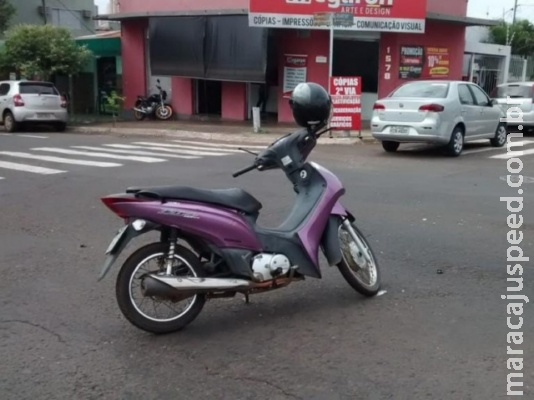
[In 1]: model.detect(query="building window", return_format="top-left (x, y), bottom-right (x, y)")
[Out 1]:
top-left (50, 8), bottom-right (82, 30)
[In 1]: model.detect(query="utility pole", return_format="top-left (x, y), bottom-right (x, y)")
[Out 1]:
top-left (42, 0), bottom-right (47, 24)
top-left (512, 0), bottom-right (518, 24)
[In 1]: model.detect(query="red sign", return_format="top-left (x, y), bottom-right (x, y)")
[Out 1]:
top-left (249, 0), bottom-right (426, 33)
top-left (329, 76), bottom-right (361, 131)
top-left (423, 47), bottom-right (450, 78)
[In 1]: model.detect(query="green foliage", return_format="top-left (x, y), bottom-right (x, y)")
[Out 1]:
top-left (105, 91), bottom-right (125, 125)
top-left (488, 20), bottom-right (534, 57)
top-left (0, 24), bottom-right (92, 80)
top-left (0, 0), bottom-right (15, 33)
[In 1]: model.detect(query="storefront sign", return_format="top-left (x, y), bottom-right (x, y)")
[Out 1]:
top-left (283, 54), bottom-right (308, 97)
top-left (329, 76), bottom-right (361, 130)
top-left (249, 0), bottom-right (426, 33)
top-left (423, 47), bottom-right (450, 78)
top-left (398, 46), bottom-right (450, 79)
top-left (399, 45), bottom-right (424, 79)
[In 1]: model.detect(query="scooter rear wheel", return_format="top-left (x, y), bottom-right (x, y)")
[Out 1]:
top-left (115, 242), bottom-right (206, 334)
top-left (336, 221), bottom-right (381, 296)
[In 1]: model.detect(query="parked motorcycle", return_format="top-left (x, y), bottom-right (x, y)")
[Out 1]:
top-left (133, 79), bottom-right (173, 121)
top-left (98, 82), bottom-right (381, 334)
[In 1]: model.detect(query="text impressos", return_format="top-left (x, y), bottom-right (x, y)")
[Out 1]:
top-left (248, 0), bottom-right (425, 33)
top-left (330, 76), bottom-right (361, 130)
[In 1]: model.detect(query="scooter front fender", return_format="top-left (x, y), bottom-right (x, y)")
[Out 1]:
top-left (320, 204), bottom-right (355, 267)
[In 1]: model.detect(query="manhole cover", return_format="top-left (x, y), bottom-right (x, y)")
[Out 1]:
top-left (500, 176), bottom-right (534, 184)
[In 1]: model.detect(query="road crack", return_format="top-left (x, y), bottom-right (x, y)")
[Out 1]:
top-left (0, 319), bottom-right (66, 344)
top-left (206, 369), bottom-right (302, 399)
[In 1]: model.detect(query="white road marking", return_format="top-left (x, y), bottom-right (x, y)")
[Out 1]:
top-left (0, 160), bottom-right (66, 174)
top-left (148, 143), bottom-right (243, 153)
top-left (490, 148), bottom-right (534, 159)
top-left (31, 147), bottom-right (166, 163)
top-left (112, 143), bottom-right (230, 156)
top-left (0, 133), bottom-right (12, 136)
top-left (0, 151), bottom-right (121, 167)
top-left (71, 146), bottom-right (201, 159)
top-left (19, 134), bottom-right (48, 139)
top-left (172, 140), bottom-right (267, 149)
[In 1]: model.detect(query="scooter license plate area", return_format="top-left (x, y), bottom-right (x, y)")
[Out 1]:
top-left (105, 225), bottom-right (128, 255)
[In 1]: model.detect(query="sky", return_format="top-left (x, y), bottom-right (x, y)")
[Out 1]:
top-left (95, 0), bottom-right (109, 14)
top-left (93, 0), bottom-right (534, 22)
top-left (467, 0), bottom-right (533, 22)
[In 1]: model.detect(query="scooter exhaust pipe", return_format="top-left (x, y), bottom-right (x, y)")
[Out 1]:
top-left (133, 107), bottom-right (148, 114)
top-left (142, 275), bottom-right (253, 298)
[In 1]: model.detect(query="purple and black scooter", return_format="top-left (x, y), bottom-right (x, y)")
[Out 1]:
top-left (98, 83), bottom-right (381, 334)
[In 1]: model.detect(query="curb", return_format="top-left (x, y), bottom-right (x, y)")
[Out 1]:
top-left (67, 126), bottom-right (379, 145)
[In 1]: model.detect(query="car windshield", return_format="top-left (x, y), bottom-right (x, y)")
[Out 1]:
top-left (390, 82), bottom-right (449, 98)
top-left (491, 85), bottom-right (533, 98)
top-left (19, 83), bottom-right (59, 95)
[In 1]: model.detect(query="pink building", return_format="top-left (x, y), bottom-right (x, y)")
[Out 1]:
top-left (97, 0), bottom-right (497, 124)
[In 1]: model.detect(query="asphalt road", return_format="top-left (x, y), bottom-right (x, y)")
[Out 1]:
top-left (0, 131), bottom-right (533, 400)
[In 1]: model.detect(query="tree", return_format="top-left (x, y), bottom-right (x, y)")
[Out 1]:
top-left (488, 19), bottom-right (534, 57)
top-left (0, 0), bottom-right (15, 33)
top-left (0, 24), bottom-right (92, 81)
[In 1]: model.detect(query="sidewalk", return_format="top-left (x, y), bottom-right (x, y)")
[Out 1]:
top-left (67, 117), bottom-right (378, 145)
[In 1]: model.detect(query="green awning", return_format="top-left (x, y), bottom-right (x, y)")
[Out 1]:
top-left (77, 37), bottom-right (121, 57)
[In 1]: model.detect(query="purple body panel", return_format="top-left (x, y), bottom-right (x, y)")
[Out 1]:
top-left (297, 162), bottom-right (347, 267)
top-left (117, 200), bottom-right (263, 251)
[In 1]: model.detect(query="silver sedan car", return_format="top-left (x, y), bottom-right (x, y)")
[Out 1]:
top-left (371, 80), bottom-right (507, 156)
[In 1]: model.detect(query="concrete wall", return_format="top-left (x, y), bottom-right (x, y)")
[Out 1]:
top-left (7, 0), bottom-right (96, 38)
top-left (427, 0), bottom-right (467, 16)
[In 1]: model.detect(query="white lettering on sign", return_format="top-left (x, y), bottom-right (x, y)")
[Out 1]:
top-left (333, 77), bottom-right (360, 86)
top-left (293, 0), bottom-right (394, 7)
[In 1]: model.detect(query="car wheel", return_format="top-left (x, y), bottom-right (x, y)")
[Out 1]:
top-left (4, 111), bottom-right (19, 133)
top-left (490, 123), bottom-right (507, 147)
top-left (445, 126), bottom-right (464, 157)
top-left (382, 141), bottom-right (400, 152)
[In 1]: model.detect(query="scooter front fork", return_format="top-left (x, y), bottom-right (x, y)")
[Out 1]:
top-left (342, 218), bottom-right (372, 265)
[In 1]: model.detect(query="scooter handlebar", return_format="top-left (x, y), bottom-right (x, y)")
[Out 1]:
top-left (232, 164), bottom-right (257, 178)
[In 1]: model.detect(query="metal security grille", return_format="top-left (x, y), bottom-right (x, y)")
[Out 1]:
top-left (471, 54), bottom-right (504, 95)
top-left (508, 55), bottom-right (527, 82)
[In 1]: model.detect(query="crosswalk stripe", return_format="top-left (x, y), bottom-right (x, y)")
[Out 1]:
top-left (0, 160), bottom-right (66, 174)
top-left (144, 143), bottom-right (243, 153)
top-left (72, 146), bottom-right (200, 159)
top-left (490, 148), bottom-right (534, 159)
top-left (463, 147), bottom-right (505, 155)
top-left (0, 151), bottom-right (122, 167)
top-left (19, 134), bottom-right (48, 139)
top-left (172, 140), bottom-right (267, 149)
top-left (113, 143), bottom-right (230, 156)
top-left (31, 147), bottom-right (166, 163)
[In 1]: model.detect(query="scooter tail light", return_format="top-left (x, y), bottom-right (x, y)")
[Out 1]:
top-left (101, 196), bottom-right (143, 219)
top-left (419, 103), bottom-right (444, 112)
top-left (60, 96), bottom-right (67, 108)
top-left (373, 103), bottom-right (385, 110)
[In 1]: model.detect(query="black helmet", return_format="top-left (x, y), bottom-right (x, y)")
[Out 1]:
top-left (289, 82), bottom-right (332, 130)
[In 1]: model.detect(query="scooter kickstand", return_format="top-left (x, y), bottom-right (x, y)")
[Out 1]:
top-left (244, 292), bottom-right (250, 305)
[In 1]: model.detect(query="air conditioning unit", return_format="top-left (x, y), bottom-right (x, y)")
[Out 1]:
top-left (82, 10), bottom-right (92, 18)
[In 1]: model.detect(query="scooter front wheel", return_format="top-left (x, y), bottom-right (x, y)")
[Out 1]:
top-left (336, 220), bottom-right (381, 296)
top-left (115, 242), bottom-right (206, 334)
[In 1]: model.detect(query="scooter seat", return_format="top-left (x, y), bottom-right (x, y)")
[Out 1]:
top-left (127, 186), bottom-right (262, 214)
